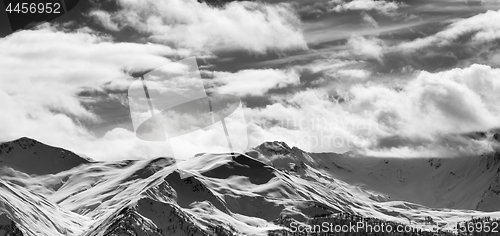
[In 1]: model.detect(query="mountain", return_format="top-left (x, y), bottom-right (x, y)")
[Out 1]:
top-left (250, 141), bottom-right (500, 211)
top-left (0, 137), bottom-right (91, 175)
top-left (1, 138), bottom-right (500, 235)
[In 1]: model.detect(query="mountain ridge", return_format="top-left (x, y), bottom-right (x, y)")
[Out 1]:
top-left (0, 137), bottom-right (91, 175)
top-left (2, 137), bottom-right (500, 235)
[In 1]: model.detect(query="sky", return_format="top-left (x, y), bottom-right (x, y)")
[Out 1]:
top-left (1, 0), bottom-right (500, 160)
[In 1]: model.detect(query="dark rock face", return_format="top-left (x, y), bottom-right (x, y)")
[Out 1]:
top-left (0, 214), bottom-right (23, 236)
top-left (201, 154), bottom-right (276, 185)
top-left (254, 141), bottom-right (293, 156)
top-left (102, 198), bottom-right (232, 236)
top-left (0, 137), bottom-right (90, 175)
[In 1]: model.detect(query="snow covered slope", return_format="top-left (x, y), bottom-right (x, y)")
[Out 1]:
top-left (249, 141), bottom-right (500, 211)
top-left (1, 138), bottom-right (500, 235)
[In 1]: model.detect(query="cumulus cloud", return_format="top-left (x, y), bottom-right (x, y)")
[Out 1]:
top-left (337, 69), bottom-right (371, 80)
top-left (332, 0), bottom-right (402, 15)
top-left (244, 89), bottom-right (378, 153)
top-left (0, 26), bottom-right (271, 161)
top-left (210, 69), bottom-right (300, 96)
top-left (0, 25), bottom-right (191, 160)
top-left (89, 10), bottom-right (120, 31)
top-left (349, 65), bottom-right (500, 137)
top-left (3, 3), bottom-right (500, 161)
top-left (347, 35), bottom-right (386, 61)
top-left (346, 65), bottom-right (500, 156)
top-left (399, 9), bottom-right (500, 51)
top-left (244, 63), bottom-right (500, 157)
top-left (89, 0), bottom-right (308, 54)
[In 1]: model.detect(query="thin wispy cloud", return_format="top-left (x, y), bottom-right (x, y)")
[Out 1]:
top-left (398, 9), bottom-right (500, 51)
top-left (361, 12), bottom-right (380, 28)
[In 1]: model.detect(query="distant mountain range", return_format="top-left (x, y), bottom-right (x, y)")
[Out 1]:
top-left (1, 137), bottom-right (500, 235)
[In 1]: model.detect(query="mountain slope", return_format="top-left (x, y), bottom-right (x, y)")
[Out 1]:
top-left (1, 138), bottom-right (500, 235)
top-left (0, 214), bottom-right (23, 236)
top-left (0, 137), bottom-right (90, 175)
top-left (249, 141), bottom-right (500, 211)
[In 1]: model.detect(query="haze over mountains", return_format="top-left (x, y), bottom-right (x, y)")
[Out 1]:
top-left (1, 137), bottom-right (500, 235)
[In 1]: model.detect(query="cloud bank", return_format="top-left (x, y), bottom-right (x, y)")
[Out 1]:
top-left (2, 0), bottom-right (500, 161)
top-left (0, 26), bottom-right (182, 160)
top-left (245, 63), bottom-right (500, 157)
top-left (90, 0), bottom-right (308, 53)
top-left (331, 0), bottom-right (403, 15)
top-left (399, 9), bottom-right (500, 51)
top-left (211, 69), bottom-right (300, 96)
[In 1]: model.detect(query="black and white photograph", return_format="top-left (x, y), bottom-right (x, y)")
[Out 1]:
top-left (1, 0), bottom-right (500, 235)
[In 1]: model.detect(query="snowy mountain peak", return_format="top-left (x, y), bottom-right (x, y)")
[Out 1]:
top-left (10, 137), bottom-right (40, 149)
top-left (3, 139), bottom-right (500, 235)
top-left (0, 137), bottom-right (90, 175)
top-left (255, 141), bottom-right (293, 153)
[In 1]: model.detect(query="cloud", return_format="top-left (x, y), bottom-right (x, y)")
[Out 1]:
top-left (349, 65), bottom-right (500, 136)
top-left (332, 0), bottom-right (402, 15)
top-left (0, 26), bottom-right (260, 161)
top-left (481, 0), bottom-right (500, 5)
top-left (361, 12), bottom-right (379, 28)
top-left (89, 0), bottom-right (308, 54)
top-left (211, 69), bottom-right (300, 97)
top-left (89, 10), bottom-right (120, 31)
top-left (243, 63), bottom-right (500, 157)
top-left (337, 69), bottom-right (371, 80)
top-left (399, 9), bottom-right (500, 51)
top-left (3, 4), bottom-right (500, 161)
top-left (0, 25), bottom-right (191, 161)
top-left (347, 35), bottom-right (386, 61)
top-left (244, 88), bottom-right (379, 153)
